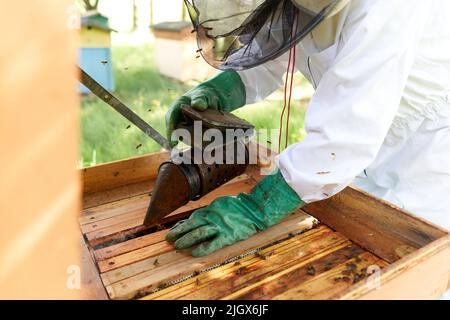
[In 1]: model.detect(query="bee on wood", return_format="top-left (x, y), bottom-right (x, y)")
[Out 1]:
top-left (346, 263), bottom-right (357, 272)
top-left (236, 266), bottom-right (246, 275)
top-left (255, 251), bottom-right (267, 260)
top-left (307, 266), bottom-right (316, 276)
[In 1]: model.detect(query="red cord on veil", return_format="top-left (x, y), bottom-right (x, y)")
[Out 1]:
top-left (278, 12), bottom-right (298, 153)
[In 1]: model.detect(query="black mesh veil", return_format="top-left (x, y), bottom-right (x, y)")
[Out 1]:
top-left (185, 0), bottom-right (342, 71)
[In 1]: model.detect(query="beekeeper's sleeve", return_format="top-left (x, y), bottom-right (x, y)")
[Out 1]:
top-left (262, 0), bottom-right (431, 202)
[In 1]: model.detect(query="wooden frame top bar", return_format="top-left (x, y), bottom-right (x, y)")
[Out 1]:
top-left (79, 149), bottom-right (449, 300)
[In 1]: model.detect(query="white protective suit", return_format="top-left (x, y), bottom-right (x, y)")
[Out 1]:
top-left (238, 0), bottom-right (450, 231)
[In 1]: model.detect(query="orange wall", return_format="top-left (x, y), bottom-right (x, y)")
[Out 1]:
top-left (0, 0), bottom-right (81, 299)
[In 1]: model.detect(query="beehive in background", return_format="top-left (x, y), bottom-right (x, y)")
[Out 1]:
top-left (80, 11), bottom-right (115, 93)
top-left (152, 21), bottom-right (217, 83)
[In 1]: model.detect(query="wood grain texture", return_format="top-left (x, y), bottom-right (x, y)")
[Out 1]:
top-left (94, 229), bottom-right (169, 261)
top-left (303, 187), bottom-right (448, 263)
top-left (81, 239), bottom-right (108, 300)
top-left (143, 227), bottom-right (389, 300)
top-left (83, 180), bottom-right (152, 210)
top-left (335, 235), bottom-right (450, 300)
top-left (84, 177), bottom-right (256, 247)
top-left (98, 241), bottom-right (175, 273)
top-left (102, 212), bottom-right (316, 300)
top-left (270, 250), bottom-right (388, 300)
top-left (144, 226), bottom-right (349, 300)
top-left (98, 211), bottom-right (313, 288)
top-left (79, 150), bottom-right (449, 300)
top-left (82, 151), bottom-right (169, 195)
top-left (81, 205), bottom-right (149, 234)
top-left (81, 194), bottom-right (151, 225)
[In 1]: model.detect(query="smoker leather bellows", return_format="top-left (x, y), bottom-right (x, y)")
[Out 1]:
top-left (143, 105), bottom-right (254, 225)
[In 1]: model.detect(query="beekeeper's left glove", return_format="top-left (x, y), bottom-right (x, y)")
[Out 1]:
top-left (166, 170), bottom-right (304, 257)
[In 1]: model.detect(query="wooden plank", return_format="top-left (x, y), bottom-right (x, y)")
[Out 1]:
top-left (302, 187), bottom-right (448, 263)
top-left (80, 143), bottom-right (270, 210)
top-left (101, 248), bottom-right (191, 287)
top-left (80, 239), bottom-right (108, 300)
top-left (79, 150), bottom-right (450, 300)
top-left (102, 212), bottom-right (316, 299)
top-left (81, 206), bottom-right (148, 234)
top-left (98, 241), bottom-right (174, 273)
top-left (143, 226), bottom-right (349, 300)
top-left (102, 225), bottom-right (332, 275)
top-left (86, 215), bottom-right (147, 245)
top-left (85, 177), bottom-right (256, 246)
top-left (81, 194), bottom-right (150, 225)
top-left (82, 176), bottom-right (250, 229)
top-left (94, 229), bottom-right (169, 261)
top-left (335, 235), bottom-right (450, 300)
top-left (100, 212), bottom-right (314, 287)
top-left (82, 180), bottom-right (152, 211)
top-left (82, 151), bottom-right (169, 195)
top-left (269, 251), bottom-right (388, 300)
top-left (81, 143), bottom-right (263, 209)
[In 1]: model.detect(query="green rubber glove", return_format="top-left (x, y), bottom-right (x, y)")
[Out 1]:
top-left (165, 70), bottom-right (246, 147)
top-left (166, 170), bottom-right (305, 257)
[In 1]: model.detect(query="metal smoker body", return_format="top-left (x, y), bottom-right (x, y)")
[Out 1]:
top-left (144, 105), bottom-right (254, 225)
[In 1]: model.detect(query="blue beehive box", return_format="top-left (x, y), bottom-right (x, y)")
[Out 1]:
top-left (80, 12), bottom-right (115, 93)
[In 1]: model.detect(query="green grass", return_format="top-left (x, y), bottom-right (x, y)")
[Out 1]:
top-left (80, 45), bottom-right (308, 167)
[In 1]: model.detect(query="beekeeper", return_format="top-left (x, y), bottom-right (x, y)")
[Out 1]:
top-left (165, 0), bottom-right (450, 258)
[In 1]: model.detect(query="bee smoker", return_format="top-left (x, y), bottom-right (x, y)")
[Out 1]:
top-left (143, 105), bottom-right (254, 225)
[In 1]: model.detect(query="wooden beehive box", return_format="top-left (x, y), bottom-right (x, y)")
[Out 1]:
top-left (79, 12), bottom-right (115, 94)
top-left (80, 147), bottom-right (450, 300)
top-left (151, 21), bottom-right (217, 82)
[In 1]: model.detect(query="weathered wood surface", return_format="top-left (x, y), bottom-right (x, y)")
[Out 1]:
top-left (82, 175), bottom-right (254, 247)
top-left (82, 152), bottom-right (169, 195)
top-left (79, 151), bottom-right (449, 300)
top-left (101, 212), bottom-right (316, 299)
top-left (303, 187), bottom-right (448, 263)
top-left (335, 235), bottom-right (450, 300)
top-left (83, 180), bottom-right (153, 210)
top-left (80, 239), bottom-right (108, 300)
top-left (143, 226), bottom-right (388, 300)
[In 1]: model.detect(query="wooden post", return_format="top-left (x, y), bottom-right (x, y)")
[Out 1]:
top-left (0, 0), bottom-right (81, 298)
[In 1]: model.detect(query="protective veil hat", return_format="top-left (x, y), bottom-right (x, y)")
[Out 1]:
top-left (184, 0), bottom-right (349, 71)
